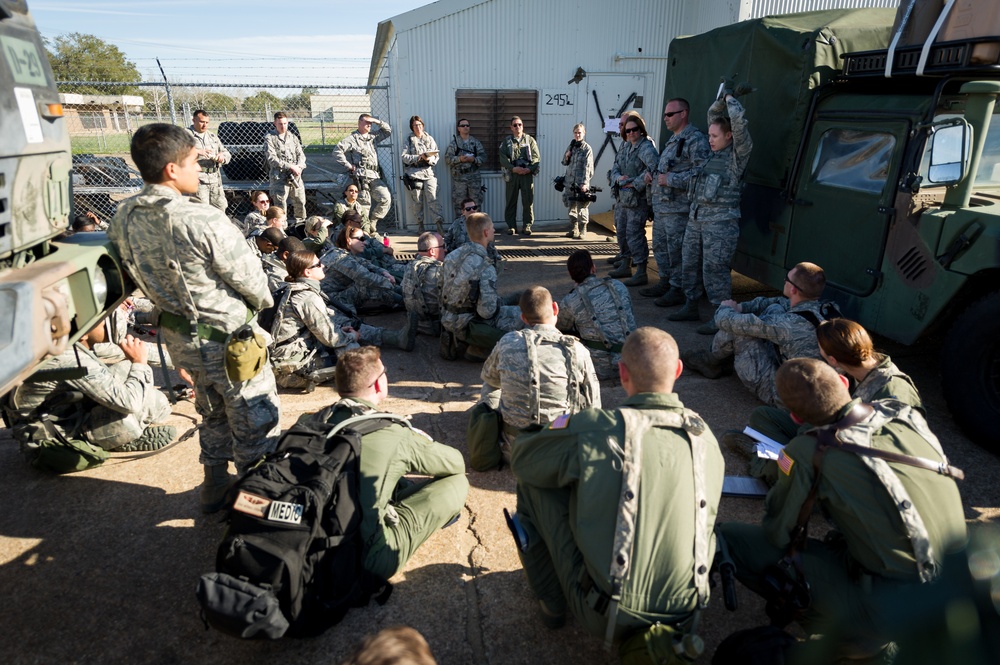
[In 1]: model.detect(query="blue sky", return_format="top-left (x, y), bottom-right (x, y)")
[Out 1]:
top-left (30, 0), bottom-right (431, 85)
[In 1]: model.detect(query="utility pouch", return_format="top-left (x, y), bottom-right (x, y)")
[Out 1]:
top-left (619, 622), bottom-right (704, 665)
top-left (196, 572), bottom-right (290, 639)
top-left (226, 325), bottom-right (269, 382)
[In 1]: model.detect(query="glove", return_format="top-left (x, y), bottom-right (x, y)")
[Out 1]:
top-left (734, 81), bottom-right (755, 97)
top-left (720, 77), bottom-right (736, 98)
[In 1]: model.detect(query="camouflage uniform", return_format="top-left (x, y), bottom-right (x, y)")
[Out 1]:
top-left (4, 343), bottom-right (171, 451)
top-left (511, 393), bottom-right (724, 640)
top-left (319, 247), bottom-right (402, 316)
top-left (402, 254), bottom-right (442, 335)
top-left (268, 279), bottom-right (381, 388)
top-left (439, 242), bottom-right (523, 342)
top-left (557, 275), bottom-right (637, 380)
top-left (333, 121), bottom-right (392, 224)
top-left (444, 215), bottom-right (502, 269)
top-left (401, 132), bottom-right (444, 232)
top-left (263, 129), bottom-right (307, 222)
top-left (499, 133), bottom-right (540, 233)
top-left (709, 297), bottom-right (830, 406)
top-left (445, 133), bottom-right (486, 218)
top-left (682, 97), bottom-right (752, 304)
top-left (651, 125), bottom-right (709, 287)
top-left (611, 142), bottom-right (633, 262)
top-left (357, 238), bottom-right (405, 282)
top-left (109, 184), bottom-right (280, 473)
top-left (611, 136), bottom-right (659, 263)
top-left (720, 399), bottom-right (966, 642)
top-left (562, 139), bottom-right (595, 236)
top-left (480, 324), bottom-right (601, 443)
top-left (321, 397), bottom-right (468, 580)
top-left (332, 198), bottom-right (373, 234)
top-left (186, 125), bottom-right (231, 212)
top-left (242, 210), bottom-right (266, 237)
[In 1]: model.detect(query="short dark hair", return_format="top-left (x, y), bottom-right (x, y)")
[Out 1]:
top-left (667, 98), bottom-right (690, 112)
top-left (790, 262), bottom-right (826, 299)
top-left (260, 227), bottom-right (284, 246)
top-left (130, 123), bottom-right (196, 183)
top-left (620, 327), bottom-right (677, 393)
top-left (274, 111), bottom-right (287, 120)
top-left (72, 215), bottom-right (96, 232)
top-left (567, 249), bottom-right (594, 283)
top-left (359, 113), bottom-right (373, 122)
top-left (776, 358), bottom-right (851, 425)
top-left (519, 286), bottom-right (553, 324)
top-left (278, 236), bottom-right (305, 257)
top-left (192, 109), bottom-right (208, 119)
top-left (461, 197), bottom-right (476, 207)
top-left (510, 115), bottom-right (523, 126)
top-left (335, 346), bottom-right (382, 395)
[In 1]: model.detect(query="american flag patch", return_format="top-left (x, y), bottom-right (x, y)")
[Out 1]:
top-left (549, 413), bottom-right (571, 429)
top-left (777, 450), bottom-right (795, 476)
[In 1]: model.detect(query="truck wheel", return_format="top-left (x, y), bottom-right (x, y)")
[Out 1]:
top-left (941, 291), bottom-right (1000, 450)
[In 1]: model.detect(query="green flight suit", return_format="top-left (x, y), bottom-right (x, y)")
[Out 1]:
top-left (510, 392), bottom-right (724, 640)
top-left (325, 398), bottom-right (469, 581)
top-left (720, 399), bottom-right (966, 643)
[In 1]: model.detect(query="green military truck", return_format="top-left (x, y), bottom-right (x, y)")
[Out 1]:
top-left (665, 8), bottom-right (1000, 448)
top-left (0, 0), bottom-right (129, 395)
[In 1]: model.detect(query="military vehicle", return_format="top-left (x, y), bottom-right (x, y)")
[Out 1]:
top-left (0, 0), bottom-right (129, 395)
top-left (664, 7), bottom-right (1000, 448)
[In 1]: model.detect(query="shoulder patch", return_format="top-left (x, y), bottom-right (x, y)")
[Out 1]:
top-left (549, 413), bottom-right (572, 430)
top-left (777, 450), bottom-right (795, 476)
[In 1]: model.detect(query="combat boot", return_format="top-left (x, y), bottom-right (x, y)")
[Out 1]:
top-left (638, 280), bottom-right (670, 298)
top-left (696, 320), bottom-right (720, 335)
top-left (623, 262), bottom-right (648, 286)
top-left (608, 261), bottom-right (633, 278)
top-left (682, 349), bottom-right (732, 379)
top-left (464, 345), bottom-right (490, 362)
top-left (667, 299), bottom-right (700, 321)
top-left (201, 463), bottom-right (236, 514)
top-left (382, 311), bottom-right (418, 351)
top-left (654, 287), bottom-right (686, 307)
top-left (606, 253), bottom-right (623, 265)
top-left (721, 429), bottom-right (758, 461)
top-left (115, 425), bottom-right (177, 452)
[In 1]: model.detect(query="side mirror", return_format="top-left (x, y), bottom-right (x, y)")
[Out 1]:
top-left (928, 121), bottom-right (971, 185)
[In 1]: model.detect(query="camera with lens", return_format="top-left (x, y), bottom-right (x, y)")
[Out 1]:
top-left (512, 158), bottom-right (531, 169)
top-left (568, 183), bottom-right (601, 202)
top-left (553, 175), bottom-right (566, 192)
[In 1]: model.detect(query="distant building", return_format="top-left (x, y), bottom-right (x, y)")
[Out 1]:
top-left (309, 94), bottom-right (371, 121)
top-left (59, 93), bottom-right (145, 133)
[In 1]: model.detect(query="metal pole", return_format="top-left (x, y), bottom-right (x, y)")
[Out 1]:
top-left (156, 58), bottom-right (177, 125)
top-left (320, 118), bottom-right (325, 145)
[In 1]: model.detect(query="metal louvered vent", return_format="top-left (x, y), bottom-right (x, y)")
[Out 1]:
top-left (497, 243), bottom-right (619, 259)
top-left (896, 245), bottom-right (930, 282)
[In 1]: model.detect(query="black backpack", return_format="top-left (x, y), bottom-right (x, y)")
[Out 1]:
top-left (196, 413), bottom-right (400, 639)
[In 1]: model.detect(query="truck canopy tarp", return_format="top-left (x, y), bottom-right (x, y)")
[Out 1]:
top-left (664, 8), bottom-right (896, 190)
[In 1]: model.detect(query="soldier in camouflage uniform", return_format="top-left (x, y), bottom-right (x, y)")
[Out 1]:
top-left (557, 250), bottom-right (637, 381)
top-left (109, 123), bottom-right (280, 513)
top-left (3, 318), bottom-right (175, 453)
top-left (263, 111), bottom-right (307, 223)
top-left (439, 213), bottom-right (523, 356)
top-left (401, 115), bottom-right (444, 233)
top-left (333, 114), bottom-right (392, 227)
top-left (247, 227), bottom-right (287, 295)
top-left (241, 190), bottom-right (270, 236)
top-left (718, 359), bottom-right (966, 656)
top-left (445, 118), bottom-right (486, 219)
top-left (684, 262), bottom-right (831, 407)
top-left (336, 218), bottom-right (405, 282)
top-left (186, 110), bottom-right (231, 213)
top-left (479, 286), bottom-right (600, 463)
top-left (332, 183), bottom-right (374, 235)
top-left (499, 116), bottom-right (540, 236)
top-left (268, 250), bottom-right (416, 390)
top-left (402, 232), bottom-right (446, 336)
top-left (608, 114), bottom-right (659, 286)
top-left (320, 234), bottom-right (403, 317)
top-left (444, 198), bottom-right (502, 269)
top-left (561, 123), bottom-right (595, 240)
top-left (509, 327), bottom-right (724, 650)
top-left (640, 99), bottom-right (710, 306)
top-left (670, 94), bottom-right (753, 329)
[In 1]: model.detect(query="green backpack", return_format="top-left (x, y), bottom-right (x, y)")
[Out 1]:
top-left (21, 435), bottom-right (109, 474)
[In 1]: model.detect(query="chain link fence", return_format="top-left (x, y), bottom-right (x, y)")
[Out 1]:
top-left (62, 81), bottom-right (394, 224)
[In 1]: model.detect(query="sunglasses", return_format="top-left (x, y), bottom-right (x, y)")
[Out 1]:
top-left (624, 126), bottom-right (640, 134)
top-left (458, 124), bottom-right (470, 128)
top-left (309, 262), bottom-right (322, 269)
top-left (663, 110), bottom-right (686, 118)
top-left (464, 205), bottom-right (478, 211)
top-left (257, 198), bottom-right (269, 204)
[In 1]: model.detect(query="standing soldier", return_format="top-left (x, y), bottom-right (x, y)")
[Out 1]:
top-left (334, 114), bottom-right (393, 229)
top-left (557, 250), bottom-right (637, 381)
top-left (499, 116), bottom-right (540, 236)
top-left (640, 99), bottom-right (709, 306)
top-left (264, 111), bottom-right (307, 225)
top-left (669, 92), bottom-right (753, 332)
top-left (561, 123), bottom-right (595, 240)
top-left (402, 231), bottom-right (446, 337)
top-left (400, 115), bottom-right (444, 234)
top-left (109, 123), bottom-right (281, 514)
top-left (607, 113), bottom-right (659, 286)
top-left (186, 110), bottom-right (231, 213)
top-left (445, 118), bottom-right (486, 218)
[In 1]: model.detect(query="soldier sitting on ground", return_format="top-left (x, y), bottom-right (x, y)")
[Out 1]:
top-left (331, 183), bottom-right (373, 235)
top-left (683, 261), bottom-right (833, 406)
top-left (438, 212), bottom-right (523, 361)
top-left (444, 197), bottom-right (502, 269)
top-left (717, 358), bottom-right (966, 662)
top-left (264, 205), bottom-right (287, 232)
top-left (310, 346), bottom-right (468, 583)
top-left (301, 216), bottom-right (334, 257)
top-left (3, 316), bottom-right (176, 454)
top-left (402, 231), bottom-right (446, 337)
top-left (248, 227), bottom-right (288, 294)
top-left (242, 190), bottom-right (270, 236)
top-left (320, 226), bottom-right (403, 317)
top-left (508, 327), bottom-right (723, 658)
top-left (557, 249), bottom-right (637, 381)
top-left (336, 211), bottom-right (404, 282)
top-left (268, 250), bottom-right (416, 391)
top-left (474, 286), bottom-right (601, 468)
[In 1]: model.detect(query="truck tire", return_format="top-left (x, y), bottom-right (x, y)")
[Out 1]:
top-left (941, 291), bottom-right (1000, 449)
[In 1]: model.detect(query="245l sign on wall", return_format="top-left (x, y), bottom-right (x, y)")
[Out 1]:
top-left (541, 89), bottom-right (575, 115)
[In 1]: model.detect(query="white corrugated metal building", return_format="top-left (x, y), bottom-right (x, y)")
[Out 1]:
top-left (369, 0), bottom-right (898, 229)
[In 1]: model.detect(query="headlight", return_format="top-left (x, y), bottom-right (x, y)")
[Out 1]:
top-left (92, 267), bottom-right (108, 309)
